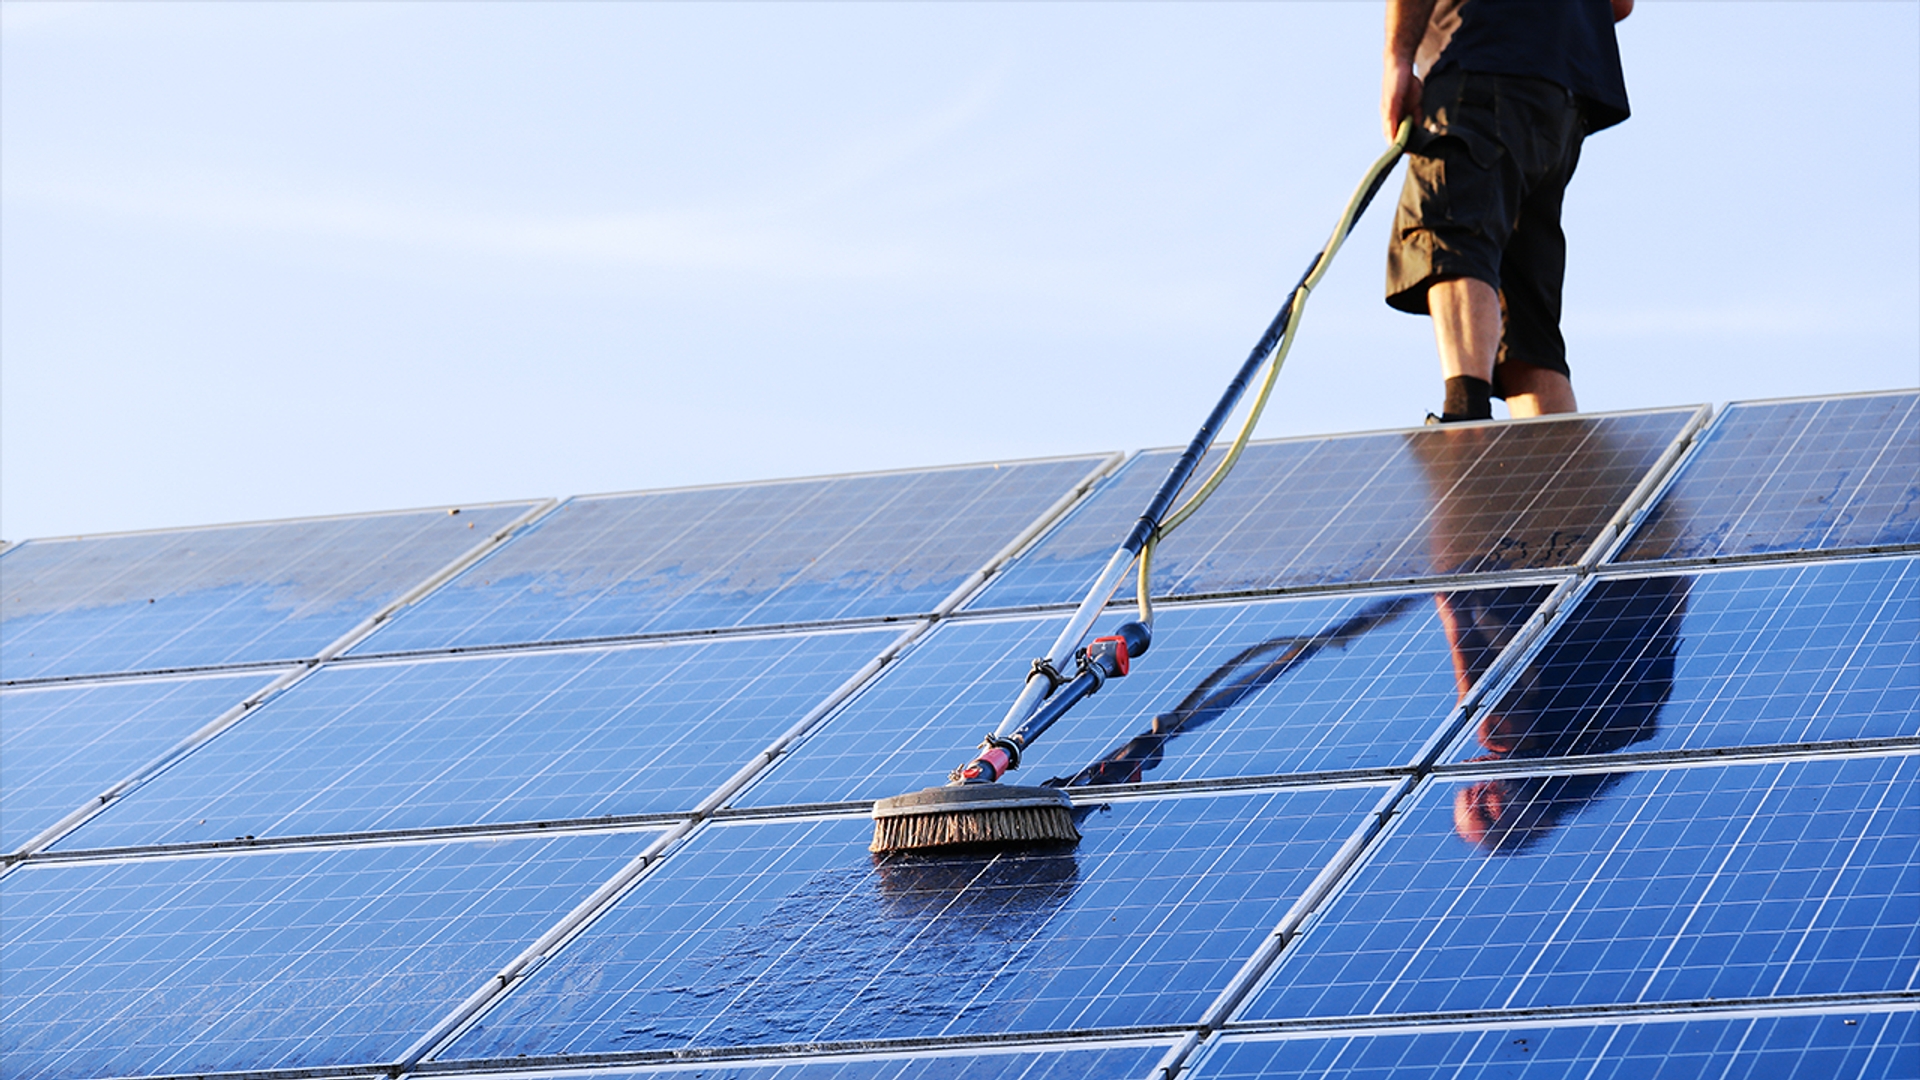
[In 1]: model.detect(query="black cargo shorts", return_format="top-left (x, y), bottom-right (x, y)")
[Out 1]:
top-left (1386, 69), bottom-right (1587, 389)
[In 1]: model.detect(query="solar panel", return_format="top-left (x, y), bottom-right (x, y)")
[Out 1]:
top-left (0, 829), bottom-right (655, 1079)
top-left (1188, 1011), bottom-right (1919, 1079)
top-left (971, 411), bottom-right (1696, 611)
top-left (439, 785), bottom-right (1388, 1061)
top-left (351, 458), bottom-right (1111, 656)
top-left (497, 1044), bottom-right (1175, 1079)
top-left (0, 502), bottom-right (538, 682)
top-left (737, 584), bottom-right (1556, 809)
top-left (1447, 557), bottom-right (1918, 765)
top-left (1, 670), bottom-right (283, 852)
top-left (56, 627), bottom-right (902, 851)
top-left (1239, 754), bottom-right (1920, 1023)
top-left (1616, 390), bottom-right (1920, 564)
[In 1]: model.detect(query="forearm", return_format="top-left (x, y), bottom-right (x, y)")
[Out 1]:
top-left (1384, 0), bottom-right (1438, 67)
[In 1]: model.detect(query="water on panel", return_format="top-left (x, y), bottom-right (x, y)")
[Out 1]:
top-left (443, 786), bottom-right (1386, 1059)
top-left (1187, 1011), bottom-right (1918, 1079)
top-left (0, 830), bottom-right (653, 1079)
top-left (1, 670), bottom-right (282, 851)
top-left (1241, 754), bottom-right (1920, 1021)
top-left (1446, 558), bottom-right (1918, 766)
top-left (973, 411), bottom-right (1693, 610)
top-left (57, 628), bottom-right (899, 851)
top-left (738, 584), bottom-right (1554, 809)
top-left (0, 502), bottom-right (535, 681)
top-left (1617, 391), bottom-right (1919, 563)
top-left (354, 458), bottom-right (1108, 654)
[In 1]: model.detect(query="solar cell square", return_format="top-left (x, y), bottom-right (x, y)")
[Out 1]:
top-left (56, 629), bottom-right (899, 851)
top-left (353, 458), bottom-right (1109, 655)
top-left (0, 502), bottom-right (537, 681)
top-left (1447, 558), bottom-right (1919, 766)
top-left (1617, 390), bottom-right (1920, 563)
top-left (499, 1044), bottom-right (1173, 1080)
top-left (972, 411), bottom-right (1693, 611)
top-left (1188, 1011), bottom-right (1918, 1079)
top-left (1241, 755), bottom-right (1920, 1022)
top-left (737, 585), bottom-right (1554, 809)
top-left (1, 670), bottom-right (283, 852)
top-left (442, 786), bottom-right (1386, 1059)
top-left (0, 830), bottom-right (653, 1079)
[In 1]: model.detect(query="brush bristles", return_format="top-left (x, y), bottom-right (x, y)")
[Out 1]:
top-left (870, 804), bottom-right (1080, 854)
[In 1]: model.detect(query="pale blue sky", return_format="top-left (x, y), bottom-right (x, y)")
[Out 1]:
top-left (3, 1), bottom-right (1915, 542)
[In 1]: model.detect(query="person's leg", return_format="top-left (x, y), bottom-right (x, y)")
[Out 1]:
top-left (1428, 276), bottom-right (1501, 421)
top-left (1500, 361), bottom-right (1577, 416)
top-left (1428, 276), bottom-right (1501, 383)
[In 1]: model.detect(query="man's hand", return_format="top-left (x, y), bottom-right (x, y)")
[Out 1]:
top-left (1382, 57), bottom-right (1423, 142)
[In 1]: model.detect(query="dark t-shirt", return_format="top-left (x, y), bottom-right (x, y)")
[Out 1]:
top-left (1419, 0), bottom-right (1630, 132)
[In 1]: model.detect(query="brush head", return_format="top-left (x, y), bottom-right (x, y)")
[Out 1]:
top-left (869, 783), bottom-right (1080, 854)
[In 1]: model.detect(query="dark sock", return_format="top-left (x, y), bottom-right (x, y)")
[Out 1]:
top-left (1441, 376), bottom-right (1493, 422)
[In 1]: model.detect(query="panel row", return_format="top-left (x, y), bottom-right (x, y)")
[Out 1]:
top-left (14, 552), bottom-right (1913, 857)
top-left (8, 396), bottom-right (1911, 688)
top-left (6, 752), bottom-right (1914, 1079)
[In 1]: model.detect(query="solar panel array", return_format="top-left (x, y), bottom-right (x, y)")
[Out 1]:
top-left (3, 392), bottom-right (1915, 1080)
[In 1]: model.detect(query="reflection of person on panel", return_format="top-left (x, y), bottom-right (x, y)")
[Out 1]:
top-left (1441, 574), bottom-right (1686, 852)
top-left (1411, 421), bottom-right (1686, 851)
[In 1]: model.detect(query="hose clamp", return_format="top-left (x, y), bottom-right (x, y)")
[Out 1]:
top-left (1028, 657), bottom-right (1068, 694)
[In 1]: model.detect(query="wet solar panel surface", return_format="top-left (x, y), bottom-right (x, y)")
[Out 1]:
top-left (1617, 391), bottom-right (1919, 563)
top-left (1447, 557), bottom-right (1918, 765)
top-left (0, 503), bottom-right (534, 681)
top-left (739, 585), bottom-right (1554, 808)
top-left (442, 787), bottom-right (1385, 1059)
top-left (353, 458), bottom-right (1106, 655)
top-left (972, 412), bottom-right (1693, 610)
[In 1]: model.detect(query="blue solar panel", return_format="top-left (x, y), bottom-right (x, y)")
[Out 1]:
top-left (504, 1044), bottom-right (1174, 1080)
top-left (971, 411), bottom-right (1694, 611)
top-left (1240, 754), bottom-right (1920, 1022)
top-left (441, 785), bottom-right (1387, 1060)
top-left (57, 628), bottom-right (900, 851)
top-left (0, 671), bottom-right (281, 852)
top-left (0, 503), bottom-right (537, 681)
top-left (0, 830), bottom-right (653, 1079)
top-left (1188, 1011), bottom-right (1919, 1079)
top-left (737, 586), bottom-right (1553, 809)
top-left (1448, 558), bottom-right (1919, 765)
top-left (1617, 391), bottom-right (1920, 563)
top-left (352, 458), bottom-right (1109, 655)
